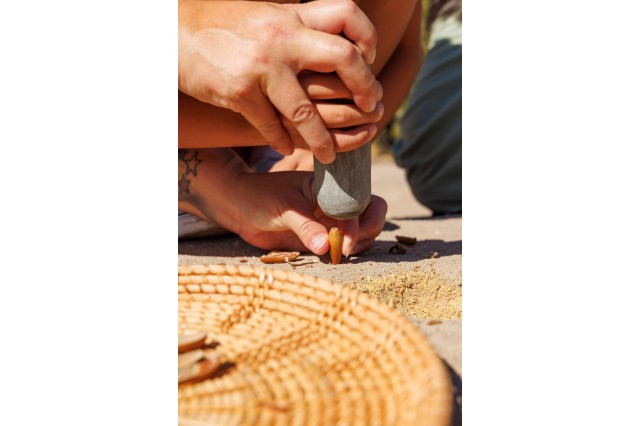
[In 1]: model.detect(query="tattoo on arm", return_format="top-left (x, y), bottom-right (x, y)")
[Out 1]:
top-left (178, 149), bottom-right (202, 195)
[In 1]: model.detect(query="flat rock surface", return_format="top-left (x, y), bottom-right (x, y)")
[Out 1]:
top-left (179, 157), bottom-right (462, 424)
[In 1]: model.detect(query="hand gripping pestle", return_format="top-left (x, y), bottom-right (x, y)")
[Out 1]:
top-left (314, 142), bottom-right (371, 220)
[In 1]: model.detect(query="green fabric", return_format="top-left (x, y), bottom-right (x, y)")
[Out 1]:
top-left (393, 15), bottom-right (462, 213)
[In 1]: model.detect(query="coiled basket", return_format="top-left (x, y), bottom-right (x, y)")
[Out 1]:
top-left (178, 264), bottom-right (451, 426)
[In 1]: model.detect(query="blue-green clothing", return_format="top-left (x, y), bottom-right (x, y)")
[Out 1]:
top-left (393, 16), bottom-right (462, 213)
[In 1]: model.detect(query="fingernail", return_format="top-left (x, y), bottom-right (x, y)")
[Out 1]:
top-left (376, 81), bottom-right (383, 101)
top-left (311, 234), bottom-right (327, 253)
top-left (367, 123), bottom-right (378, 136)
top-left (368, 98), bottom-right (377, 113)
top-left (368, 49), bottom-right (376, 65)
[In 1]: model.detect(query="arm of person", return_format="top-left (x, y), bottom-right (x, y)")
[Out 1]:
top-left (179, 92), bottom-right (265, 149)
top-left (269, 0), bottom-right (423, 173)
top-left (362, 0), bottom-right (424, 133)
top-left (356, 0), bottom-right (418, 76)
top-left (178, 147), bottom-right (387, 255)
top-left (283, 0), bottom-right (424, 136)
top-left (179, 0), bottom-right (380, 163)
top-left (179, 89), bottom-right (382, 150)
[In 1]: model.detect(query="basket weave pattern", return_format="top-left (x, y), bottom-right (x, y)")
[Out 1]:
top-left (178, 264), bottom-right (451, 426)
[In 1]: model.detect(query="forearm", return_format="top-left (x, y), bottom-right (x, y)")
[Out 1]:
top-left (178, 147), bottom-right (250, 234)
top-left (356, 0), bottom-right (417, 76)
top-left (372, 0), bottom-right (423, 132)
top-left (179, 92), bottom-right (267, 148)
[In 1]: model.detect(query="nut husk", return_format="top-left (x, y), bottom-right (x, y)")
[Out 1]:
top-left (178, 332), bottom-right (207, 353)
top-left (329, 227), bottom-right (343, 265)
top-left (395, 235), bottom-right (417, 246)
top-left (260, 251), bottom-right (300, 263)
top-left (178, 353), bottom-right (222, 385)
top-left (389, 243), bottom-right (407, 255)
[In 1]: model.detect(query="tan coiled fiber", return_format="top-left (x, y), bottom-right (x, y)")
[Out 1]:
top-left (178, 264), bottom-right (451, 426)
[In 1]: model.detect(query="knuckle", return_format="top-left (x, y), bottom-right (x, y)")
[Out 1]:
top-left (334, 108), bottom-right (351, 124)
top-left (256, 118), bottom-right (282, 135)
top-left (290, 101), bottom-right (317, 124)
top-left (226, 80), bottom-right (254, 112)
top-left (335, 40), bottom-right (359, 64)
top-left (298, 220), bottom-right (318, 241)
top-left (338, 0), bottom-right (358, 15)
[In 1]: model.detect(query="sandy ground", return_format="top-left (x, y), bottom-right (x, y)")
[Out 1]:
top-left (179, 157), bottom-right (462, 423)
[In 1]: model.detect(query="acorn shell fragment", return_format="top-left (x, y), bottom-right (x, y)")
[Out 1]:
top-left (260, 251), bottom-right (300, 263)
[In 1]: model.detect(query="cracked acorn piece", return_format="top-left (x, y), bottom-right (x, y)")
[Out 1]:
top-left (178, 353), bottom-right (222, 385)
top-left (329, 227), bottom-right (343, 265)
top-left (260, 251), bottom-right (300, 263)
top-left (178, 332), bottom-right (207, 353)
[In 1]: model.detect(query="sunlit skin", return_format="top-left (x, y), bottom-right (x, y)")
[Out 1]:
top-left (179, 0), bottom-right (379, 164)
top-left (178, 147), bottom-right (387, 256)
top-left (178, 0), bottom-right (423, 255)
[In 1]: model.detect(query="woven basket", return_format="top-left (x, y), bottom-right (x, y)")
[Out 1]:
top-left (178, 264), bottom-right (452, 426)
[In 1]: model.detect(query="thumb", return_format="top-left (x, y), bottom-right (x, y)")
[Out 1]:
top-left (281, 209), bottom-right (329, 255)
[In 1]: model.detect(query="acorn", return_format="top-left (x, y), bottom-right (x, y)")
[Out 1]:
top-left (329, 227), bottom-right (343, 265)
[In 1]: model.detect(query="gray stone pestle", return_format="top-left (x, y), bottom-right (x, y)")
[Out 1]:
top-left (314, 143), bottom-right (371, 220)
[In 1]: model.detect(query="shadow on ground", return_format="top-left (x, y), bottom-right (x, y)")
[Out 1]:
top-left (179, 233), bottom-right (263, 258)
top-left (389, 213), bottom-right (462, 221)
top-left (179, 232), bottom-right (461, 265)
top-left (344, 238), bottom-right (461, 265)
top-left (447, 362), bottom-right (462, 426)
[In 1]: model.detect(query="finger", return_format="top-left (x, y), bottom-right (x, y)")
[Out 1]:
top-left (358, 195), bottom-right (388, 241)
top-left (291, 0), bottom-right (377, 64)
top-left (238, 89), bottom-right (294, 156)
top-left (247, 229), bottom-right (310, 252)
top-left (339, 218), bottom-right (359, 257)
top-left (330, 125), bottom-right (377, 152)
top-left (264, 68), bottom-right (336, 164)
top-left (291, 31), bottom-right (378, 113)
top-left (281, 106), bottom-right (378, 153)
top-left (352, 237), bottom-right (375, 255)
top-left (316, 101), bottom-right (383, 129)
top-left (299, 72), bottom-right (352, 100)
top-left (280, 208), bottom-right (330, 255)
top-left (300, 73), bottom-right (383, 103)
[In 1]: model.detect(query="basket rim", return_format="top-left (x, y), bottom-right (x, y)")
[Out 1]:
top-left (178, 263), bottom-right (452, 426)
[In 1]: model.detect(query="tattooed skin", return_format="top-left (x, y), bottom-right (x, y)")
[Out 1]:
top-left (178, 149), bottom-right (202, 196)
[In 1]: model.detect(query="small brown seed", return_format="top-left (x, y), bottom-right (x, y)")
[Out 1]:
top-left (329, 227), bottom-right (343, 265)
top-left (260, 251), bottom-right (300, 263)
top-left (395, 235), bottom-right (417, 246)
top-left (389, 243), bottom-right (407, 255)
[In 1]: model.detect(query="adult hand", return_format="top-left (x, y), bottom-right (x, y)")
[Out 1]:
top-left (232, 170), bottom-right (387, 256)
top-left (178, 148), bottom-right (387, 256)
top-left (280, 71), bottom-right (384, 152)
top-left (178, 0), bottom-right (379, 164)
